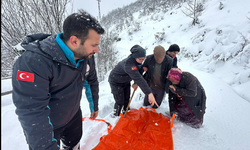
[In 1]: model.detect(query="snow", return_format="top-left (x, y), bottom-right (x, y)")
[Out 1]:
top-left (2, 0), bottom-right (250, 149)
top-left (72, 0), bottom-right (138, 18)
top-left (1, 79), bottom-right (12, 93)
top-left (2, 61), bottom-right (250, 149)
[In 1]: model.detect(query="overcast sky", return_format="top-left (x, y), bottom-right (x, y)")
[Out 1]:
top-left (71, 0), bottom-right (138, 18)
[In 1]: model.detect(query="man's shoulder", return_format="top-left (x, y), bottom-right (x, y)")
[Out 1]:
top-left (165, 54), bottom-right (172, 60)
top-left (144, 54), bottom-right (154, 62)
top-left (182, 72), bottom-right (197, 81)
top-left (146, 54), bottom-right (154, 58)
top-left (163, 55), bottom-right (173, 63)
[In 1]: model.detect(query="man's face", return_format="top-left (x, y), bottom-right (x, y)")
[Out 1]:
top-left (168, 51), bottom-right (179, 58)
top-left (74, 29), bottom-right (101, 60)
top-left (154, 56), bottom-right (164, 64)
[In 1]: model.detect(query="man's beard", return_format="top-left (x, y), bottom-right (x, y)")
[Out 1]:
top-left (81, 52), bottom-right (95, 60)
top-left (75, 50), bottom-right (95, 60)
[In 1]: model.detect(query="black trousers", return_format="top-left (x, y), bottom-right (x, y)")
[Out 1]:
top-left (144, 88), bottom-right (165, 108)
top-left (54, 109), bottom-right (82, 150)
top-left (109, 82), bottom-right (131, 109)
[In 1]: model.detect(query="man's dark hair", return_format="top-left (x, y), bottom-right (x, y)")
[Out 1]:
top-left (63, 9), bottom-right (105, 43)
top-left (167, 44), bottom-right (180, 52)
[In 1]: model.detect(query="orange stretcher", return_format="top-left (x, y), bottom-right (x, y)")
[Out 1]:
top-left (92, 107), bottom-right (175, 150)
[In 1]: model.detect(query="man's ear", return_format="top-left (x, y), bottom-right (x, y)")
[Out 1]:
top-left (69, 36), bottom-right (80, 48)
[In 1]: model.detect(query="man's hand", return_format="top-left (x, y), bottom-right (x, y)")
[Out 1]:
top-left (90, 111), bottom-right (99, 120)
top-left (169, 85), bottom-right (176, 91)
top-left (132, 83), bottom-right (138, 91)
top-left (148, 93), bottom-right (159, 107)
top-left (169, 85), bottom-right (177, 94)
top-left (143, 67), bottom-right (148, 72)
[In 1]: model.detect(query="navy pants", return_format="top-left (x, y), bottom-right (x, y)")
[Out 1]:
top-left (54, 109), bottom-right (82, 149)
top-left (109, 82), bottom-right (131, 110)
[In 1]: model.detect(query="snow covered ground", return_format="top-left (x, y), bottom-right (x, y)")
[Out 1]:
top-left (2, 60), bottom-right (250, 149)
top-left (2, 0), bottom-right (250, 149)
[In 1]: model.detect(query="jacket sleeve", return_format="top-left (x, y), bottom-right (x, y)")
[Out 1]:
top-left (12, 54), bottom-right (59, 150)
top-left (164, 57), bottom-right (173, 93)
top-left (168, 90), bottom-right (177, 116)
top-left (84, 80), bottom-right (95, 113)
top-left (173, 57), bottom-right (178, 68)
top-left (125, 62), bottom-right (152, 95)
top-left (85, 56), bottom-right (99, 112)
top-left (141, 56), bottom-right (150, 69)
top-left (175, 75), bottom-right (197, 97)
top-left (141, 56), bottom-right (150, 81)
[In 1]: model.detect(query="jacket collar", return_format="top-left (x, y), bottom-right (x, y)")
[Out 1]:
top-left (56, 33), bottom-right (84, 68)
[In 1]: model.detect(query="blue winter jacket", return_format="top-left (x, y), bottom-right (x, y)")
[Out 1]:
top-left (12, 33), bottom-right (99, 150)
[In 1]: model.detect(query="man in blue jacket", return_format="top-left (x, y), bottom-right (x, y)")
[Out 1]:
top-left (108, 45), bottom-right (158, 117)
top-left (12, 9), bottom-right (104, 150)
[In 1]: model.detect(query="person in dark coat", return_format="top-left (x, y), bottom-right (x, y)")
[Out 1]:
top-left (167, 68), bottom-right (206, 128)
top-left (108, 45), bottom-right (158, 117)
top-left (141, 45), bottom-right (173, 108)
top-left (166, 44), bottom-right (180, 68)
top-left (12, 9), bottom-right (105, 150)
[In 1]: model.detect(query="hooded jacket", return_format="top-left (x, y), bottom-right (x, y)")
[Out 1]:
top-left (12, 33), bottom-right (99, 150)
top-left (108, 54), bottom-right (152, 95)
top-left (167, 53), bottom-right (178, 68)
top-left (168, 72), bottom-right (206, 119)
top-left (142, 54), bottom-right (173, 92)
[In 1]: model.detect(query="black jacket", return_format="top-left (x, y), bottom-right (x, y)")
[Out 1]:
top-left (169, 72), bottom-right (206, 119)
top-left (142, 54), bottom-right (173, 92)
top-left (12, 33), bottom-right (99, 150)
top-left (108, 55), bottom-right (152, 95)
top-left (167, 53), bottom-right (178, 68)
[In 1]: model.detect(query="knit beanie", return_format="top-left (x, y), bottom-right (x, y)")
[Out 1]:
top-left (167, 44), bottom-right (180, 52)
top-left (167, 68), bottom-right (182, 81)
top-left (130, 45), bottom-right (146, 58)
top-left (154, 45), bottom-right (166, 58)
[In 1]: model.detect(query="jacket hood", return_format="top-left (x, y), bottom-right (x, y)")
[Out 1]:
top-left (21, 33), bottom-right (73, 67)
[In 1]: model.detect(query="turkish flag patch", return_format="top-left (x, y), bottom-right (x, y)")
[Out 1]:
top-left (131, 66), bottom-right (137, 70)
top-left (16, 71), bottom-right (35, 82)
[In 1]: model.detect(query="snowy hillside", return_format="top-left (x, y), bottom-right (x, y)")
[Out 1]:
top-left (2, 61), bottom-right (250, 149)
top-left (102, 0), bottom-right (250, 102)
top-left (1, 0), bottom-right (250, 149)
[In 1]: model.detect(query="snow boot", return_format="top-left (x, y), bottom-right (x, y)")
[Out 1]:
top-left (122, 106), bottom-right (130, 115)
top-left (112, 103), bottom-right (122, 117)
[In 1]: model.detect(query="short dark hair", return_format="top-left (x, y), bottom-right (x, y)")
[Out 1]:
top-left (167, 44), bottom-right (180, 52)
top-left (63, 9), bottom-right (105, 43)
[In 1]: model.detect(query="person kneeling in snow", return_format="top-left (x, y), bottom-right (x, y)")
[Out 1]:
top-left (167, 68), bottom-right (206, 128)
top-left (108, 45), bottom-right (158, 117)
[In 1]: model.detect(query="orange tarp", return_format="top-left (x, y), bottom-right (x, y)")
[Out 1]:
top-left (93, 107), bottom-right (173, 150)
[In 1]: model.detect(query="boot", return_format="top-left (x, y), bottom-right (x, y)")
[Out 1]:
top-left (122, 103), bottom-right (130, 115)
top-left (112, 103), bottom-right (122, 117)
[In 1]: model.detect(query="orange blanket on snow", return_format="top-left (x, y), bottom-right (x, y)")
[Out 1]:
top-left (93, 108), bottom-right (173, 150)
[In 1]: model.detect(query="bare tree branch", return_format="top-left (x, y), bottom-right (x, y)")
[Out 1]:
top-left (1, 0), bottom-right (72, 79)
